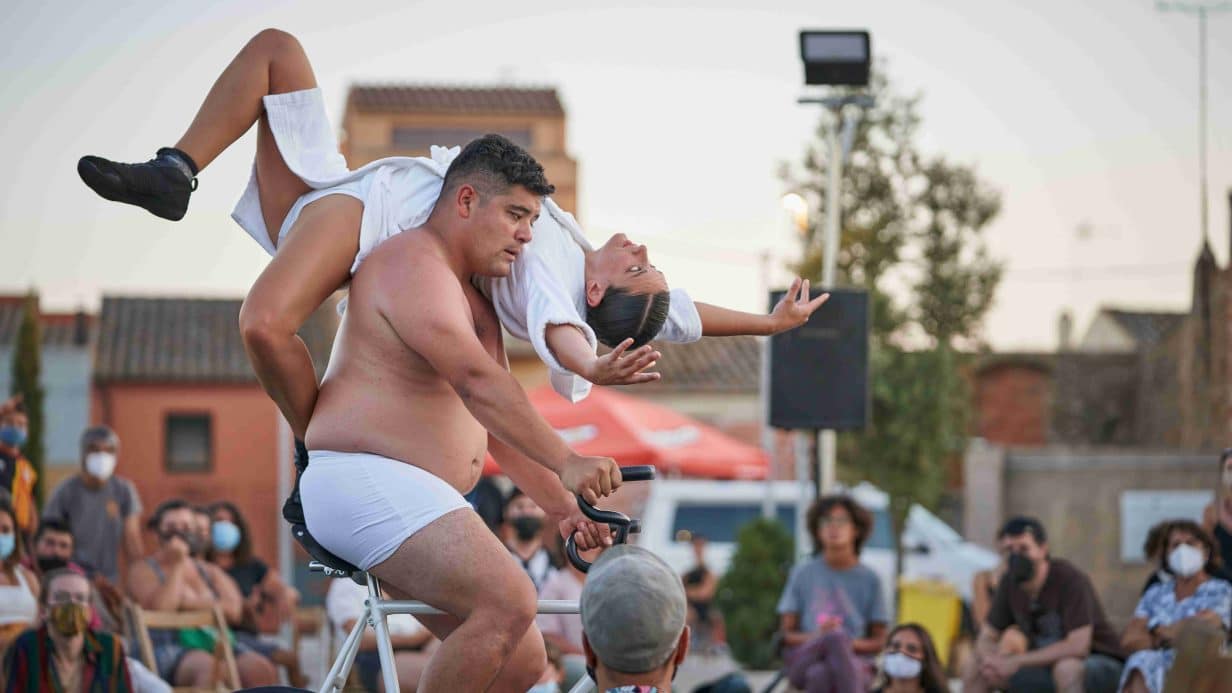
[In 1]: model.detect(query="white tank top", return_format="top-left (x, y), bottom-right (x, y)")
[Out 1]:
top-left (0, 566), bottom-right (38, 624)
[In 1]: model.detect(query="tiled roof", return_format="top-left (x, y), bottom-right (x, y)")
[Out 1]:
top-left (1105, 309), bottom-right (1186, 347)
top-left (348, 84), bottom-right (565, 115)
top-left (615, 336), bottom-right (761, 394)
top-left (0, 297), bottom-right (95, 348)
top-left (95, 296), bottom-right (339, 383)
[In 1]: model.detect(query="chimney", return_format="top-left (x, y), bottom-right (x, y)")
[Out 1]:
top-left (73, 310), bottom-right (88, 346)
top-left (1057, 310), bottom-right (1073, 352)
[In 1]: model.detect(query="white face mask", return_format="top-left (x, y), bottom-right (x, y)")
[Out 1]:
top-left (1167, 544), bottom-right (1206, 578)
top-left (85, 451), bottom-right (117, 480)
top-left (883, 652), bottom-right (923, 680)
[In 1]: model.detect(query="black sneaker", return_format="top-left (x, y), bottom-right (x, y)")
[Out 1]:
top-left (77, 148), bottom-right (197, 221)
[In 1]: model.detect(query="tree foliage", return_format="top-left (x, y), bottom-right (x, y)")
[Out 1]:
top-left (11, 291), bottom-right (45, 502)
top-left (715, 517), bottom-right (794, 669)
top-left (781, 66), bottom-right (1002, 544)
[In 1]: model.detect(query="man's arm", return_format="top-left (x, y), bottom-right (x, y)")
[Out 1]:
top-left (853, 622), bottom-right (888, 656)
top-left (697, 278), bottom-right (829, 337)
top-left (122, 515), bottom-right (144, 565)
top-left (379, 263), bottom-right (618, 503)
top-left (1011, 625), bottom-right (1092, 669)
top-left (126, 559), bottom-right (184, 612)
top-left (206, 565), bottom-right (245, 624)
top-left (974, 623), bottom-right (1004, 659)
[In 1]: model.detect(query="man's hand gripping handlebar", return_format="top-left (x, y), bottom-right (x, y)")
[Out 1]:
top-left (565, 465), bottom-right (656, 573)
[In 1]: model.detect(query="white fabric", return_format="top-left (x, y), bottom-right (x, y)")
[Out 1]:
top-left (325, 577), bottom-right (425, 645)
top-left (0, 567), bottom-right (36, 624)
top-left (300, 449), bottom-right (472, 570)
top-left (231, 87), bottom-right (703, 401)
top-left (126, 656), bottom-right (172, 693)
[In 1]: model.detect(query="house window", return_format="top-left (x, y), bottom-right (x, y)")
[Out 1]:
top-left (391, 127), bottom-right (532, 151)
top-left (165, 414), bottom-right (211, 472)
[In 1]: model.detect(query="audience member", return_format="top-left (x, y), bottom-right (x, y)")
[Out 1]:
top-left (580, 545), bottom-right (690, 692)
top-left (871, 623), bottom-right (951, 693)
top-left (324, 576), bottom-right (434, 692)
top-left (504, 488), bottom-right (556, 593)
top-left (0, 497), bottom-right (39, 654)
top-left (682, 533), bottom-right (726, 652)
top-left (776, 495), bottom-right (888, 693)
top-left (189, 506), bottom-right (212, 559)
top-left (28, 518), bottom-right (126, 634)
top-left (207, 500), bottom-right (305, 686)
top-left (537, 547), bottom-right (589, 689)
top-left (1118, 520), bottom-right (1231, 693)
top-left (2, 568), bottom-right (131, 692)
top-left (972, 527), bottom-right (1030, 659)
top-left (1201, 448), bottom-right (1232, 573)
top-left (43, 426), bottom-right (143, 583)
top-left (1140, 520), bottom-right (1177, 595)
top-left (527, 639), bottom-right (565, 693)
top-left (962, 516), bottom-right (1124, 693)
top-left (126, 499), bottom-right (277, 688)
top-left (0, 396), bottom-right (37, 548)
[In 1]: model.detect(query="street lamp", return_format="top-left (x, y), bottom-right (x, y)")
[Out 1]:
top-left (1157, 2), bottom-right (1231, 245)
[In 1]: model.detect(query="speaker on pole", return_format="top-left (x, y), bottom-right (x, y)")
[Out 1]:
top-left (768, 288), bottom-right (870, 430)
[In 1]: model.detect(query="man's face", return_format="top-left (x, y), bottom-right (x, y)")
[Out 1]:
top-left (462, 184), bottom-right (539, 277)
top-left (587, 233), bottom-right (668, 301)
top-left (1, 411), bottom-right (28, 447)
top-left (42, 572), bottom-right (92, 619)
top-left (999, 532), bottom-right (1046, 566)
top-left (506, 495), bottom-right (546, 520)
top-left (817, 506), bottom-right (856, 551)
top-left (36, 530), bottom-right (74, 562)
top-left (157, 508), bottom-right (195, 548)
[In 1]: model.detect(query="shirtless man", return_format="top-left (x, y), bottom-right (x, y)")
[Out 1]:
top-left (300, 135), bottom-right (621, 691)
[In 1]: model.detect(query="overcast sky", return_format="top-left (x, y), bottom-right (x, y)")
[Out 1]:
top-left (2, 0), bottom-right (1229, 350)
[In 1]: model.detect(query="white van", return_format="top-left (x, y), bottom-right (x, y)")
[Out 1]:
top-left (635, 479), bottom-right (996, 618)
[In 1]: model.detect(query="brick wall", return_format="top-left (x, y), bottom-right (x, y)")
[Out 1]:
top-left (973, 362), bottom-right (1052, 446)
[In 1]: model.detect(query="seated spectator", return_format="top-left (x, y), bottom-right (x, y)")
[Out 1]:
top-left (1118, 520), bottom-right (1232, 693)
top-left (682, 533), bottom-right (726, 653)
top-left (0, 497), bottom-right (39, 654)
top-left (1200, 448), bottom-right (1232, 572)
top-left (189, 506), bottom-right (212, 560)
top-left (579, 545), bottom-right (690, 691)
top-left (972, 532), bottom-right (1028, 659)
top-left (0, 396), bottom-right (38, 548)
top-left (1140, 520), bottom-right (1177, 595)
top-left (43, 426), bottom-right (144, 584)
top-left (962, 516), bottom-right (1124, 693)
top-left (28, 518), bottom-right (126, 635)
top-left (503, 488), bottom-right (556, 593)
top-left (126, 499), bottom-right (276, 688)
top-left (871, 623), bottom-right (951, 693)
top-left (324, 576), bottom-right (434, 692)
top-left (538, 547), bottom-right (590, 689)
top-left (777, 495), bottom-right (888, 693)
top-left (206, 500), bottom-right (305, 687)
top-left (2, 568), bottom-right (131, 691)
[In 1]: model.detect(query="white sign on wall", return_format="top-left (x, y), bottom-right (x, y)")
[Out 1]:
top-left (1119, 490), bottom-right (1214, 563)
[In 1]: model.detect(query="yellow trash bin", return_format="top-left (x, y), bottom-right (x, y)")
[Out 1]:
top-left (897, 578), bottom-right (962, 668)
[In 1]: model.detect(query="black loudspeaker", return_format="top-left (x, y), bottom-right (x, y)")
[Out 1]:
top-left (768, 288), bottom-right (870, 430)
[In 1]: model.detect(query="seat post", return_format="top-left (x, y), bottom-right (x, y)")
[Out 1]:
top-left (365, 573), bottom-right (401, 693)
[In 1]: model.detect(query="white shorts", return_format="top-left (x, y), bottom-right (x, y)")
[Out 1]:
top-left (300, 450), bottom-right (473, 570)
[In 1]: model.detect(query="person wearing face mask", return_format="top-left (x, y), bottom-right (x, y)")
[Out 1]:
top-left (1118, 520), bottom-right (1231, 693)
top-left (871, 623), bottom-right (950, 693)
top-left (0, 395), bottom-right (39, 547)
top-left (43, 426), bottom-right (144, 584)
top-left (962, 516), bottom-right (1124, 693)
top-left (0, 497), bottom-right (40, 655)
top-left (1201, 448), bottom-right (1232, 575)
top-left (206, 501), bottom-right (306, 687)
top-left (504, 488), bottom-right (556, 594)
top-left (2, 568), bottom-right (133, 691)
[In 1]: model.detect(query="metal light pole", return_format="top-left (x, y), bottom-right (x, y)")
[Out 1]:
top-left (1157, 1), bottom-right (1231, 245)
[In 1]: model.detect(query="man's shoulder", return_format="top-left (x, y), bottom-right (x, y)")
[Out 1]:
top-left (1048, 558), bottom-right (1092, 585)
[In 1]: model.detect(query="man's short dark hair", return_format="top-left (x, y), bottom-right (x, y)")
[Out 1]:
top-left (440, 134), bottom-right (555, 202)
top-left (147, 498), bottom-right (192, 530)
top-left (997, 516), bottom-right (1047, 545)
top-left (35, 518), bottom-right (73, 544)
top-left (806, 495), bottom-right (874, 555)
top-left (587, 288), bottom-right (671, 349)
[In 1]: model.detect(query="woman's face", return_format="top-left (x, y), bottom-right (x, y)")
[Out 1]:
top-left (0, 510), bottom-right (14, 535)
top-left (1167, 529), bottom-right (1206, 558)
top-left (817, 506), bottom-right (856, 551)
top-left (884, 627), bottom-right (925, 665)
top-left (589, 233), bottom-right (668, 296)
top-left (211, 507), bottom-right (236, 525)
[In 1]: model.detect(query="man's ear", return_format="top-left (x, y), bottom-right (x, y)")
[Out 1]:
top-left (585, 279), bottom-right (607, 308)
top-left (582, 633), bottom-right (597, 668)
top-left (456, 184), bottom-right (477, 219)
top-left (674, 626), bottom-right (691, 666)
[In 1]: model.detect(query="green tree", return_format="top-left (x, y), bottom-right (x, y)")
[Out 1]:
top-left (715, 518), bottom-right (794, 669)
top-left (782, 66), bottom-right (1002, 561)
top-left (11, 291), bottom-right (45, 502)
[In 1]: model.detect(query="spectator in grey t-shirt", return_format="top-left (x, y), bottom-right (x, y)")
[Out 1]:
top-left (777, 495), bottom-right (888, 693)
top-left (42, 426), bottom-right (143, 583)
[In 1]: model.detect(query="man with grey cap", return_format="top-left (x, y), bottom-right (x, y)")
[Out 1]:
top-left (581, 545), bottom-right (691, 691)
top-left (43, 426), bottom-right (144, 583)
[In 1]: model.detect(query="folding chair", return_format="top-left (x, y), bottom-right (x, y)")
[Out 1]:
top-left (129, 603), bottom-right (242, 692)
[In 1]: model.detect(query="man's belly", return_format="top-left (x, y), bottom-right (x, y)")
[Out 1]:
top-left (306, 376), bottom-right (487, 494)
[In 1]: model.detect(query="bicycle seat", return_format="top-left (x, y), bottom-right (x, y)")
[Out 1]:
top-left (291, 523), bottom-right (361, 577)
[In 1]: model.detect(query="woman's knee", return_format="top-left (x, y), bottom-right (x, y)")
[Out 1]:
top-left (239, 293), bottom-right (295, 348)
top-left (1052, 657), bottom-right (1085, 689)
top-left (248, 29), bottom-right (304, 59)
top-left (174, 650), bottom-right (215, 686)
top-left (237, 651), bottom-right (279, 685)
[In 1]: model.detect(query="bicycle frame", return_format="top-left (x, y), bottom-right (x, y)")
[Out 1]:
top-left (319, 571), bottom-right (592, 693)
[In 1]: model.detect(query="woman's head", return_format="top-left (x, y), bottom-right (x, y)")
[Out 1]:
top-left (879, 623), bottom-right (949, 693)
top-left (208, 501), bottom-right (252, 563)
top-left (1161, 519), bottom-right (1220, 579)
top-left (40, 568), bottom-right (94, 639)
top-left (1142, 520), bottom-right (1175, 564)
top-left (585, 233), bottom-right (671, 349)
top-left (806, 495), bottom-right (873, 556)
top-left (0, 496), bottom-right (20, 570)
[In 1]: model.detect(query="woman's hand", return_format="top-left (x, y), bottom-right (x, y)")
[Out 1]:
top-left (582, 339), bottom-right (661, 386)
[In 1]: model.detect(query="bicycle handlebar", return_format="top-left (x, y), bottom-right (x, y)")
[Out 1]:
top-left (565, 465), bottom-right (655, 573)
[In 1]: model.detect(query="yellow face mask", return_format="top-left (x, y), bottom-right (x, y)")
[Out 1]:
top-left (48, 602), bottom-right (90, 638)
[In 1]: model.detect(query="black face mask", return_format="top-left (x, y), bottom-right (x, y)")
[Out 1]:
top-left (1008, 552), bottom-right (1035, 584)
top-left (37, 556), bottom-right (69, 574)
top-left (161, 529), bottom-right (202, 555)
top-left (511, 516), bottom-right (543, 541)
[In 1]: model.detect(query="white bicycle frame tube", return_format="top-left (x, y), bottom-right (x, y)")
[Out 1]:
top-left (320, 574), bottom-right (592, 693)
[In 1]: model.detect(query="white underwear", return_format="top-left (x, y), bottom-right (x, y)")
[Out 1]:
top-left (300, 450), bottom-right (472, 570)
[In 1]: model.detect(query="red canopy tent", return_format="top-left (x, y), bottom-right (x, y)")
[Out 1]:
top-left (484, 385), bottom-right (768, 479)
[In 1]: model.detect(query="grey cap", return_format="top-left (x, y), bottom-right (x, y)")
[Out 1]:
top-left (580, 545), bottom-right (687, 673)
